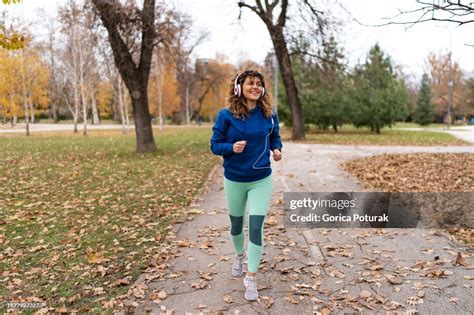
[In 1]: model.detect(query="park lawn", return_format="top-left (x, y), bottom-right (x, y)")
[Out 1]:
top-left (391, 122), bottom-right (448, 128)
top-left (0, 127), bottom-right (218, 313)
top-left (280, 127), bottom-right (469, 146)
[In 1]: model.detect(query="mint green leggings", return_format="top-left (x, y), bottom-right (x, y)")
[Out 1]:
top-left (223, 174), bottom-right (273, 273)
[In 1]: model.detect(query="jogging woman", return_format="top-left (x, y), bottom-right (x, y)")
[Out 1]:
top-left (210, 70), bottom-right (283, 301)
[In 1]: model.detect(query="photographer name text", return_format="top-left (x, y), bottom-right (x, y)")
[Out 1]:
top-left (289, 213), bottom-right (389, 223)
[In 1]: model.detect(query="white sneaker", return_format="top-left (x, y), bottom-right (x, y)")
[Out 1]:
top-left (243, 275), bottom-right (258, 300)
top-left (231, 251), bottom-right (247, 277)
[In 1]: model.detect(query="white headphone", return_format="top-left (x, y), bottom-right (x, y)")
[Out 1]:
top-left (234, 72), bottom-right (266, 98)
top-left (252, 116), bottom-right (274, 170)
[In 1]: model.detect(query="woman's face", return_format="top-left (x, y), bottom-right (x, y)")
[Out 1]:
top-left (241, 76), bottom-right (263, 102)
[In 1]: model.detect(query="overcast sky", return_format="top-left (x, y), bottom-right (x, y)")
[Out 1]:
top-left (4, 0), bottom-right (474, 82)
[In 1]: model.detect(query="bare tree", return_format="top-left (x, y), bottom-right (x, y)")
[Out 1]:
top-left (152, 48), bottom-right (165, 131)
top-left (238, 0), bottom-right (331, 140)
top-left (46, 15), bottom-right (60, 122)
top-left (20, 49), bottom-right (30, 136)
top-left (339, 1), bottom-right (474, 30)
top-left (384, 1), bottom-right (474, 27)
top-left (91, 0), bottom-right (164, 153)
top-left (59, 1), bottom-right (83, 133)
top-left (193, 59), bottom-right (229, 118)
top-left (169, 12), bottom-right (207, 125)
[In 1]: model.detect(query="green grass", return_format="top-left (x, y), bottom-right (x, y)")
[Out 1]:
top-left (391, 122), bottom-right (448, 128)
top-left (0, 127), bottom-right (218, 312)
top-left (281, 126), bottom-right (469, 146)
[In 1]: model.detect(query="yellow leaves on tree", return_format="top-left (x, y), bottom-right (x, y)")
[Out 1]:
top-left (197, 56), bottom-right (234, 120)
top-left (1, 0), bottom-right (25, 50)
top-left (96, 81), bottom-right (114, 119)
top-left (427, 52), bottom-right (463, 116)
top-left (148, 63), bottom-right (180, 117)
top-left (0, 50), bottom-right (22, 118)
top-left (24, 50), bottom-right (49, 112)
top-left (0, 46), bottom-right (49, 120)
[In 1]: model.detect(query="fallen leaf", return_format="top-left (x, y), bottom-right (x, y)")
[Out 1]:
top-left (223, 295), bottom-right (233, 304)
top-left (366, 264), bottom-right (383, 271)
top-left (92, 287), bottom-right (106, 296)
top-left (422, 248), bottom-right (434, 255)
top-left (386, 274), bottom-right (403, 285)
top-left (158, 291), bottom-right (167, 300)
top-left (190, 280), bottom-right (208, 289)
top-left (188, 209), bottom-right (202, 215)
top-left (455, 252), bottom-right (470, 267)
top-left (360, 290), bottom-right (372, 299)
top-left (320, 308), bottom-right (331, 315)
top-left (177, 239), bottom-right (191, 247)
top-left (86, 249), bottom-right (105, 264)
top-left (407, 296), bottom-right (423, 305)
top-left (285, 295), bottom-right (300, 304)
top-left (110, 278), bottom-right (131, 287)
top-left (258, 296), bottom-right (274, 309)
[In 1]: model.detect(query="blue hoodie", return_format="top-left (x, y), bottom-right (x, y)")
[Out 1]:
top-left (210, 106), bottom-right (283, 182)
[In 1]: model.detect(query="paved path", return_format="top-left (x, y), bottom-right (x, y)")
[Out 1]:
top-left (0, 123), bottom-right (130, 133)
top-left (1, 124), bottom-right (472, 144)
top-left (118, 143), bottom-right (473, 314)
top-left (0, 123), bottom-right (204, 134)
top-left (395, 126), bottom-right (474, 144)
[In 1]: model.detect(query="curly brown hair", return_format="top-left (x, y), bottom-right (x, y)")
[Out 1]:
top-left (226, 70), bottom-right (274, 119)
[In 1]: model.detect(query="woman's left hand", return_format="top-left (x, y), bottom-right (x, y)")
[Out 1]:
top-left (272, 149), bottom-right (282, 161)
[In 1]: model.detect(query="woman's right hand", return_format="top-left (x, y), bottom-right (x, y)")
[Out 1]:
top-left (233, 140), bottom-right (247, 153)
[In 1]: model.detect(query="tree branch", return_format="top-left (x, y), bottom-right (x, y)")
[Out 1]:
top-left (138, 0), bottom-right (156, 84)
top-left (277, 0), bottom-right (288, 27)
top-left (91, 0), bottom-right (137, 82)
top-left (238, 2), bottom-right (267, 23)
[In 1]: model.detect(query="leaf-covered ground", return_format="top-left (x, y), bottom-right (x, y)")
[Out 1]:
top-left (281, 128), bottom-right (469, 146)
top-left (342, 153), bottom-right (473, 245)
top-left (0, 127), bottom-right (218, 312)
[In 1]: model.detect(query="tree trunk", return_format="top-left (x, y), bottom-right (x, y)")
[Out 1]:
top-left (113, 80), bottom-right (121, 123)
top-left (78, 40), bottom-right (88, 136)
top-left (117, 76), bottom-right (126, 133)
top-left (51, 103), bottom-right (59, 123)
top-left (48, 16), bottom-right (59, 123)
top-left (156, 66), bottom-right (164, 132)
top-left (72, 29), bottom-right (79, 134)
top-left (24, 108), bottom-right (29, 136)
top-left (158, 94), bottom-right (163, 132)
top-left (88, 79), bottom-right (100, 125)
top-left (21, 51), bottom-right (30, 136)
top-left (29, 104), bottom-right (35, 124)
top-left (124, 91), bottom-right (130, 129)
top-left (129, 84), bottom-right (155, 153)
top-left (269, 28), bottom-right (305, 140)
top-left (186, 84), bottom-right (190, 125)
top-left (82, 93), bottom-right (88, 136)
top-left (90, 85), bottom-right (100, 125)
top-left (91, 0), bottom-right (157, 153)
